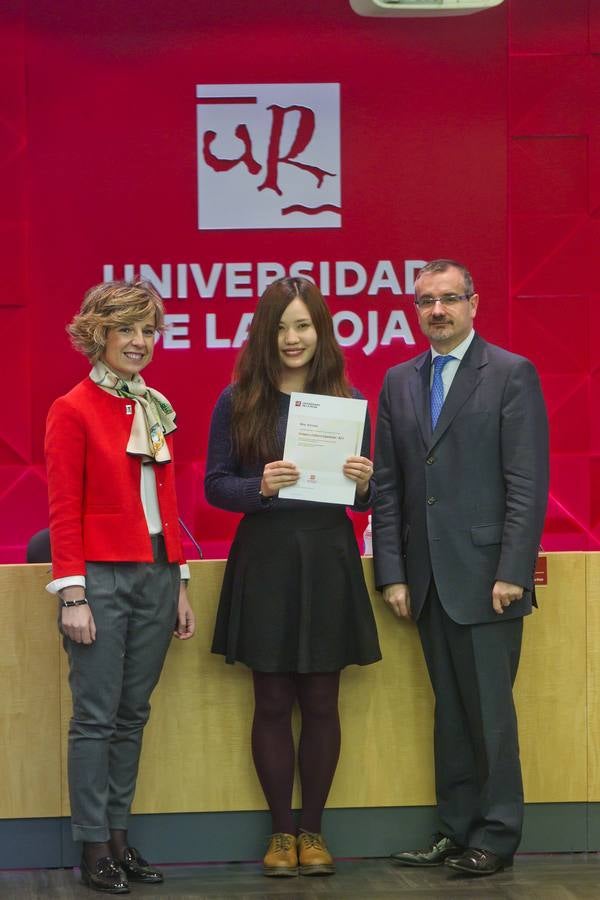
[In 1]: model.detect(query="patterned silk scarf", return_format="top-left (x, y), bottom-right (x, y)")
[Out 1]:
top-left (90, 361), bottom-right (177, 463)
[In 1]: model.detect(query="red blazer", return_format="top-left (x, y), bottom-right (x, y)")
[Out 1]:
top-left (45, 378), bottom-right (185, 579)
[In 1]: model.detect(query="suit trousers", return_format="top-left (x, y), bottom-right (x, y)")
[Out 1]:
top-left (63, 535), bottom-right (180, 842)
top-left (417, 581), bottom-right (524, 858)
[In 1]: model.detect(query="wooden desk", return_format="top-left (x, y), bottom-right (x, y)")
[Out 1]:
top-left (0, 553), bottom-right (590, 818)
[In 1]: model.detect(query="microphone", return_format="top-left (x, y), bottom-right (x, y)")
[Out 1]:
top-left (178, 517), bottom-right (204, 559)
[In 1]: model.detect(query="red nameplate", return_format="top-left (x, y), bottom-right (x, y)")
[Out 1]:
top-left (534, 555), bottom-right (547, 586)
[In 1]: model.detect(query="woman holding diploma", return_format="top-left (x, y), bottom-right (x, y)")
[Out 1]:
top-left (205, 276), bottom-right (381, 878)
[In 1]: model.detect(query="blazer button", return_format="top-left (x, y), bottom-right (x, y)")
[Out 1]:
top-left (427, 496), bottom-right (436, 505)
top-left (426, 456), bottom-right (434, 465)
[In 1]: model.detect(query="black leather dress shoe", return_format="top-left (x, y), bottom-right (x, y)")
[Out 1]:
top-left (80, 856), bottom-right (130, 893)
top-left (119, 847), bottom-right (164, 884)
top-left (390, 834), bottom-right (463, 867)
top-left (445, 847), bottom-right (513, 876)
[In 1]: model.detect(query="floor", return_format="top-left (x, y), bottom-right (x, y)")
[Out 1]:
top-left (0, 855), bottom-right (599, 900)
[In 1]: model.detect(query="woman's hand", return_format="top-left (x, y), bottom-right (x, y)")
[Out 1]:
top-left (344, 455), bottom-right (373, 499)
top-left (173, 583), bottom-right (195, 640)
top-left (61, 604), bottom-right (96, 645)
top-left (260, 460), bottom-right (300, 498)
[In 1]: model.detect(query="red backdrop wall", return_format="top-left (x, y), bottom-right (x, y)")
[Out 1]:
top-left (0, 0), bottom-right (595, 560)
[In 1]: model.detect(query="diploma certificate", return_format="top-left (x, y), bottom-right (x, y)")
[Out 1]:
top-left (279, 392), bottom-right (367, 505)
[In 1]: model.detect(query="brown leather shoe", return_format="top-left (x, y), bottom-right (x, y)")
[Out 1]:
top-left (297, 830), bottom-right (335, 876)
top-left (262, 833), bottom-right (298, 877)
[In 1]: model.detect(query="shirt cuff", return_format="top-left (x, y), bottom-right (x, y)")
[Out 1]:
top-left (180, 564), bottom-right (191, 581)
top-left (46, 575), bottom-right (86, 595)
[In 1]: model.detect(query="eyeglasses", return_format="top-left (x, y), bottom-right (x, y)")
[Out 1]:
top-left (414, 293), bottom-right (472, 310)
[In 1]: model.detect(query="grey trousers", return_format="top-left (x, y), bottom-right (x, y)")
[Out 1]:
top-left (417, 581), bottom-right (524, 859)
top-left (62, 535), bottom-right (179, 842)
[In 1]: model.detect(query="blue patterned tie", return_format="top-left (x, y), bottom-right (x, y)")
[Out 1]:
top-left (430, 354), bottom-right (456, 430)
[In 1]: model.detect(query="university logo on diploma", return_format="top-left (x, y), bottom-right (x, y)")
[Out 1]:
top-left (195, 83), bottom-right (341, 230)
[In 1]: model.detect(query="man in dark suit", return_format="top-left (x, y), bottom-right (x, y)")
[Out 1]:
top-left (373, 259), bottom-right (549, 877)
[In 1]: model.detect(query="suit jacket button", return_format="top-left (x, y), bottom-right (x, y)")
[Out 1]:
top-left (426, 456), bottom-right (434, 465)
top-left (427, 496), bottom-right (436, 505)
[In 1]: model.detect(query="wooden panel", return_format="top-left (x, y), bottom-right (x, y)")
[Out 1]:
top-left (516, 553), bottom-right (587, 802)
top-left (131, 559), bottom-right (435, 813)
top-left (0, 564), bottom-right (61, 817)
top-left (587, 554), bottom-right (600, 800)
top-left (59, 633), bottom-right (71, 817)
top-left (112, 554), bottom-right (594, 812)
top-left (331, 559), bottom-right (435, 807)
top-left (0, 554), bottom-right (591, 819)
top-left (135, 555), bottom-right (588, 811)
top-left (133, 560), bottom-right (265, 813)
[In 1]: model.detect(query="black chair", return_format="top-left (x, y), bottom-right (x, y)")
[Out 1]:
top-left (26, 528), bottom-right (51, 563)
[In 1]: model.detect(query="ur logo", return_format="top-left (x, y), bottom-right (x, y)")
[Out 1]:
top-left (196, 83), bottom-right (341, 230)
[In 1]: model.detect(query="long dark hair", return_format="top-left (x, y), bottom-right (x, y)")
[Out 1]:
top-left (232, 277), bottom-right (351, 464)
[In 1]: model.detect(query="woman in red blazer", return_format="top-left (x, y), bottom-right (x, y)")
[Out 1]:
top-left (45, 280), bottom-right (195, 894)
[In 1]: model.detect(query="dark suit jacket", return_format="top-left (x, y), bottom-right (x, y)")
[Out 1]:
top-left (373, 333), bottom-right (549, 625)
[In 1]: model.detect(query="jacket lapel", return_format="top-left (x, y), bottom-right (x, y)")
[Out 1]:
top-left (427, 334), bottom-right (488, 452)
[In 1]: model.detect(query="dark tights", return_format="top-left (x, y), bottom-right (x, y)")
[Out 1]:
top-left (83, 829), bottom-right (128, 868)
top-left (251, 670), bottom-right (341, 835)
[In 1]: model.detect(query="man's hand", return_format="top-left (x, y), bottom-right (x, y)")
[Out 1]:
top-left (383, 582), bottom-right (412, 619)
top-left (173, 583), bottom-right (196, 640)
top-left (61, 604), bottom-right (96, 644)
top-left (492, 580), bottom-right (524, 615)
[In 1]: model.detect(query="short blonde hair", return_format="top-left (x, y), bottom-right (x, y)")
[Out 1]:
top-left (67, 280), bottom-right (165, 361)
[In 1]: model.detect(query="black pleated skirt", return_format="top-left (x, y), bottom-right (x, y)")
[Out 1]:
top-left (211, 507), bottom-right (382, 673)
